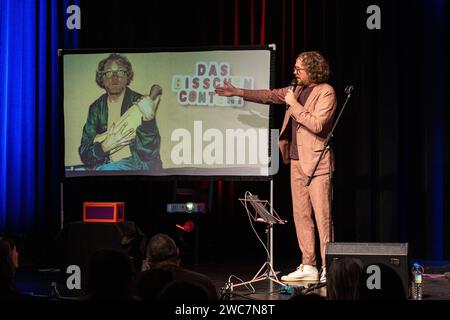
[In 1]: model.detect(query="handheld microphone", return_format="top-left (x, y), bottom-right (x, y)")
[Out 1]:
top-left (289, 78), bottom-right (298, 92)
top-left (286, 78), bottom-right (298, 109)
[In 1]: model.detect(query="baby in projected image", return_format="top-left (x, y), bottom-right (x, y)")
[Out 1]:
top-left (79, 53), bottom-right (163, 171)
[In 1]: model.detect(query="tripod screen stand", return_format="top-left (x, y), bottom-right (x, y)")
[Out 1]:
top-left (229, 192), bottom-right (287, 291)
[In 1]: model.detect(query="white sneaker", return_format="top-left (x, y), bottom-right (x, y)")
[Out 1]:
top-left (319, 267), bottom-right (326, 283)
top-left (281, 264), bottom-right (319, 282)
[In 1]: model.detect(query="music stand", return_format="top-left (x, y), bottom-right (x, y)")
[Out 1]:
top-left (228, 192), bottom-right (287, 291)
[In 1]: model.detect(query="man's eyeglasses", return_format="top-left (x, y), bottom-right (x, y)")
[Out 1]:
top-left (293, 67), bottom-right (305, 73)
top-left (103, 70), bottom-right (128, 79)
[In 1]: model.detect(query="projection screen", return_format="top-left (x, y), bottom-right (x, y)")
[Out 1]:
top-left (62, 47), bottom-right (278, 178)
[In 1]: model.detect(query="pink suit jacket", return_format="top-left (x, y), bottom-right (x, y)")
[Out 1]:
top-left (244, 83), bottom-right (337, 177)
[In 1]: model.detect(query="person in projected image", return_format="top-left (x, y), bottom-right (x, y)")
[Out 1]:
top-left (79, 53), bottom-right (162, 171)
top-left (216, 51), bottom-right (336, 284)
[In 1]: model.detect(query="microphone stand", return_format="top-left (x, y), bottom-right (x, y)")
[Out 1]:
top-left (306, 85), bottom-right (354, 187)
top-left (305, 85), bottom-right (354, 288)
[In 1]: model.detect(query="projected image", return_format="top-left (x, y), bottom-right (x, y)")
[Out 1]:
top-left (63, 48), bottom-right (275, 177)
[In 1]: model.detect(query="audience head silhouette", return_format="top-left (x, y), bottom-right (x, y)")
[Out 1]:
top-left (138, 233), bottom-right (218, 301)
top-left (137, 268), bottom-right (173, 300)
top-left (327, 257), bottom-right (364, 300)
top-left (146, 233), bottom-right (180, 267)
top-left (87, 248), bottom-right (134, 300)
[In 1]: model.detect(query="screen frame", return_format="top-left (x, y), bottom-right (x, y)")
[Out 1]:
top-left (59, 45), bottom-right (277, 181)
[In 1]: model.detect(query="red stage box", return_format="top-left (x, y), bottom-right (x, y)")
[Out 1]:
top-left (83, 202), bottom-right (125, 223)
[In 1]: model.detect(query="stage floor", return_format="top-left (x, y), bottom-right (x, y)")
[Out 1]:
top-left (15, 257), bottom-right (450, 300)
top-left (197, 258), bottom-right (450, 300)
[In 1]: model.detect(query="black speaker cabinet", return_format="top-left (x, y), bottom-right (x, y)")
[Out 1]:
top-left (326, 242), bottom-right (410, 299)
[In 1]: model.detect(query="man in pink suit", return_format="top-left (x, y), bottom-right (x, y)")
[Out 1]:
top-left (215, 51), bottom-right (336, 283)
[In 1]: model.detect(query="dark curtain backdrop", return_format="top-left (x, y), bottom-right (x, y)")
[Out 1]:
top-left (2, 0), bottom-right (448, 263)
top-left (0, 0), bottom-right (79, 264)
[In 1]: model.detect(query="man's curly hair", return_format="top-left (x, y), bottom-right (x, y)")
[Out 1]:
top-left (95, 53), bottom-right (134, 89)
top-left (298, 51), bottom-right (330, 84)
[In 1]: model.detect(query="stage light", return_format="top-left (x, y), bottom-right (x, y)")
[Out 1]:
top-left (186, 202), bottom-right (194, 213)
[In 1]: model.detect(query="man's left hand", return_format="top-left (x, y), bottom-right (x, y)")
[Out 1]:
top-left (285, 90), bottom-right (298, 107)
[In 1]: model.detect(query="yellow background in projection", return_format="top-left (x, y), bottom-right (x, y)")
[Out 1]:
top-left (64, 51), bottom-right (270, 168)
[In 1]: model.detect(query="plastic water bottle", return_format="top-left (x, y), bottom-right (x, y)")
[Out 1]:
top-left (411, 263), bottom-right (424, 300)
